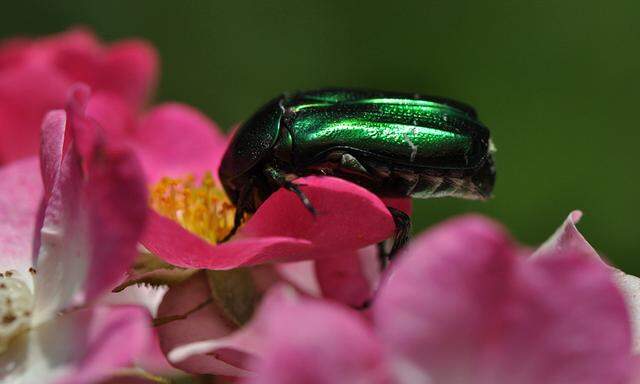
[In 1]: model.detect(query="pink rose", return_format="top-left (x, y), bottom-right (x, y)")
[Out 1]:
top-left (0, 28), bottom-right (157, 163)
top-left (242, 214), bottom-right (636, 384)
top-left (0, 85), bottom-right (157, 383)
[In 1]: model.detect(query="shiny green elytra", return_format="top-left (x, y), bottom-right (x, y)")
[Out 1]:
top-left (218, 88), bottom-right (495, 246)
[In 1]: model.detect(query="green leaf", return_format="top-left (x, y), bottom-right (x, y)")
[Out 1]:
top-left (206, 268), bottom-right (261, 326)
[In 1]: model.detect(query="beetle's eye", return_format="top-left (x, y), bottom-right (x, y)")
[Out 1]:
top-left (150, 172), bottom-right (236, 244)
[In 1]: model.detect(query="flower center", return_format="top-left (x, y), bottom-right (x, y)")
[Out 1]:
top-left (0, 272), bottom-right (34, 354)
top-left (150, 172), bottom-right (236, 244)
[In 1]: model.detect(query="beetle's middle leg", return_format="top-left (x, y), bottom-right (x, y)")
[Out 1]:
top-left (378, 206), bottom-right (411, 267)
top-left (263, 165), bottom-right (317, 216)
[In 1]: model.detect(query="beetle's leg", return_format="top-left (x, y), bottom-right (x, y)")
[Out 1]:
top-left (388, 206), bottom-right (411, 259)
top-left (220, 180), bottom-right (254, 242)
top-left (377, 242), bottom-right (389, 270)
top-left (339, 153), bottom-right (368, 174)
top-left (376, 207), bottom-right (411, 268)
top-left (283, 182), bottom-right (317, 216)
top-left (264, 165), bottom-right (317, 216)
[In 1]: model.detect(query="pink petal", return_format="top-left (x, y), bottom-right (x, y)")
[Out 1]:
top-left (247, 298), bottom-right (390, 384)
top-left (0, 65), bottom-right (70, 162)
top-left (35, 97), bottom-right (147, 319)
top-left (156, 273), bottom-right (239, 375)
top-left (0, 305), bottom-right (152, 384)
top-left (96, 39), bottom-right (158, 107)
top-left (531, 210), bottom-right (601, 261)
top-left (84, 91), bottom-right (137, 140)
top-left (33, 142), bottom-right (86, 321)
top-left (239, 176), bottom-right (394, 245)
top-left (375, 215), bottom-right (633, 384)
top-left (39, 110), bottom-right (67, 194)
top-left (57, 306), bottom-right (153, 384)
top-left (533, 211), bottom-right (640, 353)
top-left (48, 31), bottom-right (156, 108)
top-left (80, 142), bottom-right (148, 300)
top-left (613, 270), bottom-right (640, 354)
top-left (275, 261), bottom-right (321, 296)
top-left (314, 246), bottom-right (380, 308)
top-left (0, 28), bottom-right (157, 164)
top-left (40, 28), bottom-right (101, 60)
top-left (0, 157), bottom-right (42, 282)
top-left (142, 177), bottom-right (394, 269)
top-left (132, 103), bottom-right (227, 183)
top-left (141, 210), bottom-right (313, 269)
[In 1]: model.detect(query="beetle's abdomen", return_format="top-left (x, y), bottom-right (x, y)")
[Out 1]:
top-left (387, 157), bottom-right (495, 200)
top-left (313, 153), bottom-right (495, 200)
top-left (286, 98), bottom-right (490, 170)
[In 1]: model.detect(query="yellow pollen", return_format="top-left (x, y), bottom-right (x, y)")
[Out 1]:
top-left (150, 172), bottom-right (236, 244)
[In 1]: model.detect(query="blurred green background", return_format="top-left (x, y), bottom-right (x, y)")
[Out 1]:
top-left (2, 1), bottom-right (638, 271)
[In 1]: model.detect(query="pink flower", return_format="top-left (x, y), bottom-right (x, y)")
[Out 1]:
top-left (72, 91), bottom-right (398, 271)
top-left (0, 28), bottom-right (157, 163)
top-left (43, 83), bottom-right (400, 377)
top-left (150, 227), bottom-right (393, 376)
top-left (0, 28), bottom-right (398, 275)
top-left (0, 86), bottom-right (156, 383)
top-left (244, 214), bottom-right (637, 384)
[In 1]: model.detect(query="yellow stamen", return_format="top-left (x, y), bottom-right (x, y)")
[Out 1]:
top-left (0, 272), bottom-right (33, 354)
top-left (150, 172), bottom-right (236, 244)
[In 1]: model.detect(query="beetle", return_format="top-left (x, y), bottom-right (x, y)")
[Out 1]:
top-left (218, 88), bottom-right (495, 259)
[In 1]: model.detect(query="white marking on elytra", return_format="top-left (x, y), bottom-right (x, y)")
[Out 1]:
top-left (403, 123), bottom-right (418, 162)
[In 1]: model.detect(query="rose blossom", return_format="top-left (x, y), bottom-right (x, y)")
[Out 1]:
top-left (62, 87), bottom-right (396, 272)
top-left (0, 86), bottom-right (156, 383)
top-left (15, 79), bottom-right (401, 377)
top-left (0, 28), bottom-right (157, 164)
top-left (0, 28), bottom-right (400, 284)
top-left (241, 213), bottom-right (638, 384)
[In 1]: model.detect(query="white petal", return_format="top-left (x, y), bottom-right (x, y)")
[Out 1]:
top-left (612, 269), bottom-right (640, 353)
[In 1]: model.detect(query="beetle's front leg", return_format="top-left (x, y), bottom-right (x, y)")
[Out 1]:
top-left (263, 165), bottom-right (317, 216)
top-left (220, 178), bottom-right (254, 242)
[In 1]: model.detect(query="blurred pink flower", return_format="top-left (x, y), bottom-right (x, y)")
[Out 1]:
top-left (243, 214), bottom-right (637, 384)
top-left (0, 86), bottom-right (156, 383)
top-left (0, 28), bottom-right (157, 163)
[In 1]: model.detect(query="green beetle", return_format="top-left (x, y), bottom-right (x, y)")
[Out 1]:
top-left (219, 89), bottom-right (495, 257)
